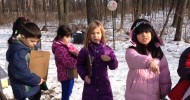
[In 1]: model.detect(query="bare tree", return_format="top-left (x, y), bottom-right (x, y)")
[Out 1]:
top-left (16, 0), bottom-right (19, 17)
top-left (174, 0), bottom-right (188, 41)
top-left (57, 0), bottom-right (69, 26)
top-left (2, 0), bottom-right (5, 14)
top-left (86, 0), bottom-right (99, 24)
top-left (103, 0), bottom-right (108, 21)
top-left (33, 0), bottom-right (38, 20)
top-left (161, 0), bottom-right (166, 17)
top-left (160, 0), bottom-right (175, 37)
top-left (133, 0), bottom-right (142, 20)
top-left (98, 0), bottom-right (104, 21)
top-left (120, 0), bottom-right (125, 29)
top-left (172, 0), bottom-right (180, 28)
top-left (147, 0), bottom-right (152, 16)
top-left (41, 0), bottom-right (48, 31)
top-left (7, 0), bottom-right (15, 14)
top-left (187, 0), bottom-right (190, 19)
top-left (142, 0), bottom-right (148, 15)
top-left (57, 0), bottom-right (64, 26)
top-left (21, 0), bottom-right (25, 14)
top-left (26, 0), bottom-right (33, 16)
top-left (64, 0), bottom-right (69, 25)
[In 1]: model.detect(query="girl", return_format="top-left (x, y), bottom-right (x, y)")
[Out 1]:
top-left (77, 20), bottom-right (118, 100)
top-left (125, 18), bottom-right (171, 100)
top-left (6, 17), bottom-right (44, 100)
top-left (52, 25), bottom-right (79, 100)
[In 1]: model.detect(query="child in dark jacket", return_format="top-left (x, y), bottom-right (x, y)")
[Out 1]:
top-left (6, 17), bottom-right (44, 100)
top-left (177, 47), bottom-right (190, 87)
top-left (77, 20), bottom-right (118, 100)
top-left (168, 47), bottom-right (190, 99)
top-left (52, 25), bottom-right (79, 100)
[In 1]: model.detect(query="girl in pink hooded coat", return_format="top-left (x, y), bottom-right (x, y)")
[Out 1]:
top-left (125, 19), bottom-right (171, 100)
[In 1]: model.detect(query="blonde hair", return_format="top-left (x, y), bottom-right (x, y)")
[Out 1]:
top-left (83, 20), bottom-right (106, 49)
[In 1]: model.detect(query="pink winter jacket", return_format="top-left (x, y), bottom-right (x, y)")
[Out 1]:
top-left (52, 40), bottom-right (78, 81)
top-left (125, 48), bottom-right (171, 100)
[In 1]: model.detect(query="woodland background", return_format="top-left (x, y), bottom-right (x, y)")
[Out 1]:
top-left (0, 0), bottom-right (189, 42)
top-left (0, 0), bottom-right (190, 99)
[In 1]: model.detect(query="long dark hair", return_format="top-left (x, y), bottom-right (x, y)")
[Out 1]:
top-left (129, 19), bottom-right (164, 59)
top-left (8, 17), bottom-right (30, 44)
top-left (54, 25), bottom-right (72, 40)
top-left (7, 20), bottom-right (41, 44)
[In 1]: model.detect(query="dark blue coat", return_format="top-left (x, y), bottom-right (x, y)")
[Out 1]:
top-left (6, 40), bottom-right (41, 99)
top-left (77, 42), bottom-right (118, 100)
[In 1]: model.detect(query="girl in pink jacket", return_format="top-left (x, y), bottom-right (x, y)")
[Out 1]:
top-left (125, 19), bottom-right (171, 100)
top-left (52, 25), bottom-right (79, 100)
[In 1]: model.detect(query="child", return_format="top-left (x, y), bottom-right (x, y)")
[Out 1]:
top-left (125, 18), bottom-right (171, 100)
top-left (6, 17), bottom-right (44, 100)
top-left (77, 20), bottom-right (118, 100)
top-left (168, 47), bottom-right (190, 100)
top-left (52, 25), bottom-right (79, 100)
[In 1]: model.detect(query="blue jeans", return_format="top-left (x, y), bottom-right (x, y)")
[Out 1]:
top-left (61, 79), bottom-right (74, 100)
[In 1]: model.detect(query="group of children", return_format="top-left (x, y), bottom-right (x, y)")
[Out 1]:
top-left (5, 16), bottom-right (190, 100)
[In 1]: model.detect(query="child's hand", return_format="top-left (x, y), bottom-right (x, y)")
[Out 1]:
top-left (85, 76), bottom-right (91, 84)
top-left (149, 60), bottom-right (160, 74)
top-left (101, 55), bottom-right (111, 61)
top-left (38, 78), bottom-right (45, 85)
top-left (72, 50), bottom-right (79, 57)
top-left (68, 50), bottom-right (78, 59)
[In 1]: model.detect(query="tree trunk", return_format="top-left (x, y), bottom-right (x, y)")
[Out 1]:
top-left (49, 0), bottom-right (52, 12)
top-left (33, 0), bottom-right (38, 21)
top-left (8, 0), bottom-right (12, 14)
top-left (2, 0), bottom-right (5, 14)
top-left (86, 0), bottom-right (99, 24)
top-left (147, 0), bottom-right (151, 16)
top-left (187, 0), bottom-right (190, 19)
top-left (64, 0), bottom-right (69, 25)
top-left (49, 0), bottom-right (56, 12)
top-left (42, 0), bottom-right (48, 31)
top-left (16, 0), bottom-right (19, 17)
top-left (98, 0), bottom-right (103, 21)
top-left (103, 0), bottom-right (108, 21)
top-left (57, 0), bottom-right (69, 25)
top-left (70, 0), bottom-right (75, 13)
top-left (172, 0), bottom-right (180, 28)
top-left (57, 0), bottom-right (64, 26)
top-left (94, 0), bottom-right (101, 21)
top-left (160, 0), bottom-right (174, 37)
top-left (161, 0), bottom-right (165, 17)
top-left (133, 0), bottom-right (141, 21)
top-left (142, 0), bottom-right (148, 15)
top-left (21, 0), bottom-right (25, 15)
top-left (174, 0), bottom-right (188, 41)
top-left (120, 0), bottom-right (124, 29)
top-left (27, 0), bottom-right (33, 16)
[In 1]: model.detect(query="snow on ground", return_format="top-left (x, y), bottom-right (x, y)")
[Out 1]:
top-left (0, 15), bottom-right (190, 99)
